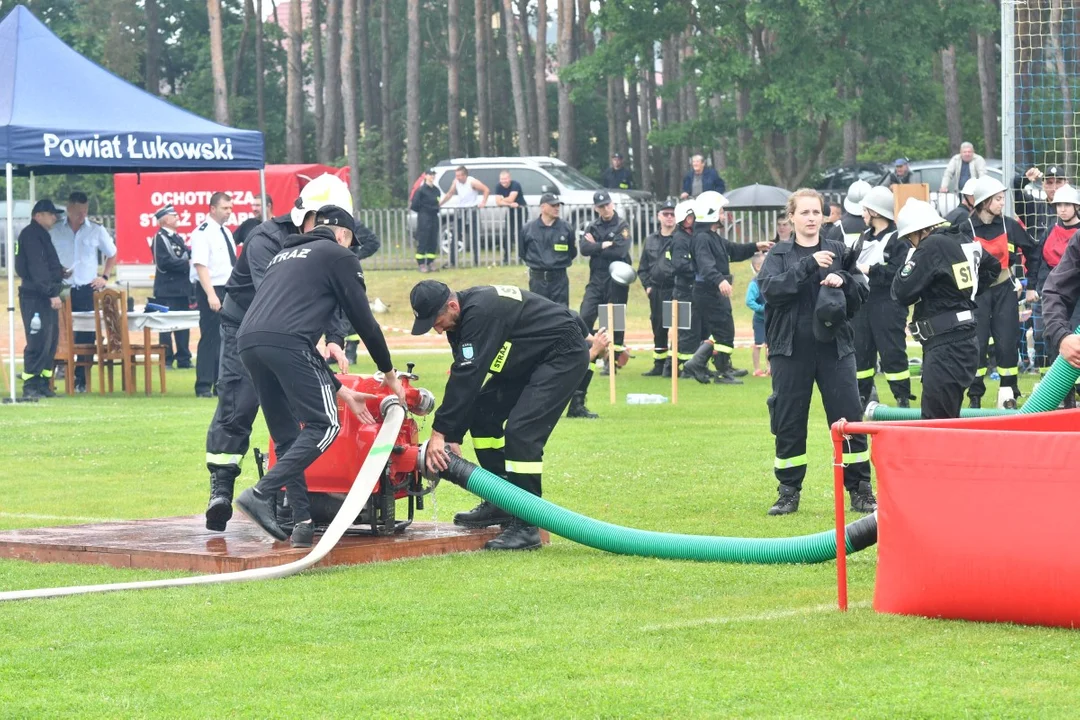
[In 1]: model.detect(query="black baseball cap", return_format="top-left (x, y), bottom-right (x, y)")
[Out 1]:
top-left (410, 280), bottom-right (452, 335)
top-left (813, 286), bottom-right (848, 343)
top-left (593, 190), bottom-right (612, 206)
top-left (1047, 166), bottom-right (1065, 178)
top-left (540, 193), bottom-right (563, 206)
top-left (659, 199), bottom-right (677, 212)
top-left (31, 199), bottom-right (63, 216)
top-left (424, 168), bottom-right (436, 176)
top-left (612, 152), bottom-right (623, 160)
top-left (315, 204), bottom-right (356, 243)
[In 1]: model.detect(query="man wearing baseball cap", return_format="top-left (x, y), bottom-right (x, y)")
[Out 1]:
top-left (879, 158), bottom-right (913, 188)
top-left (519, 193), bottom-right (576, 305)
top-left (150, 204), bottom-right (193, 369)
top-left (232, 205), bottom-right (403, 548)
top-left (14, 199), bottom-right (67, 399)
top-left (601, 152), bottom-right (633, 191)
top-left (579, 190), bottom-right (633, 372)
top-left (412, 279), bottom-right (590, 551)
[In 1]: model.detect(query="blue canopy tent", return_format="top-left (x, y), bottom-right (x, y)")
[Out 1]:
top-left (0, 4), bottom-right (265, 402)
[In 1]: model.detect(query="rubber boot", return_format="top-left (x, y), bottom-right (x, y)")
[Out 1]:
top-left (483, 517), bottom-right (542, 551)
top-left (642, 359), bottom-right (665, 377)
top-left (681, 342), bottom-right (715, 385)
top-left (712, 353), bottom-right (743, 385)
top-left (566, 390), bottom-right (599, 419)
top-left (205, 470), bottom-right (237, 532)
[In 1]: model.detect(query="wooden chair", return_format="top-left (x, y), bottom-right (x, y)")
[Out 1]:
top-left (52, 298), bottom-right (97, 395)
top-left (93, 289), bottom-right (168, 396)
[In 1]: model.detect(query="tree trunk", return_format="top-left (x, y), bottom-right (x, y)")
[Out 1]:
top-left (606, 77), bottom-right (617, 159)
top-left (977, 31), bottom-right (998, 158)
top-left (534, 0), bottom-right (550, 156)
top-left (313, 0), bottom-right (326, 156)
top-left (321, 0), bottom-right (344, 162)
top-left (342, 0), bottom-right (361, 209)
top-left (941, 45), bottom-right (962, 154)
top-left (518, 0), bottom-right (537, 152)
top-left (841, 84), bottom-right (857, 165)
top-left (406, 0), bottom-right (421, 184)
top-left (144, 0), bottom-right (161, 93)
top-left (643, 62), bottom-right (659, 191)
top-left (380, 0), bottom-right (394, 186)
top-left (502, 0), bottom-right (532, 155)
top-left (628, 75), bottom-right (643, 190)
top-left (230, 0), bottom-right (255, 101)
top-left (255, 0), bottom-right (266, 134)
top-left (476, 0), bottom-right (492, 155)
top-left (286, 0), bottom-right (304, 162)
top-left (709, 93), bottom-right (726, 172)
top-left (556, 0), bottom-right (575, 164)
top-left (614, 78), bottom-right (629, 158)
top-left (664, 36), bottom-right (681, 198)
top-left (357, 0), bottom-right (378, 168)
top-left (207, 0), bottom-right (230, 124)
top-left (578, 0), bottom-right (594, 55)
top-left (735, 85), bottom-right (751, 162)
top-left (447, 0), bottom-right (462, 158)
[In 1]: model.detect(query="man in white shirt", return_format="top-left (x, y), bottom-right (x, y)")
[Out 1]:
top-left (438, 165), bottom-right (489, 267)
top-left (189, 191), bottom-right (237, 397)
top-left (50, 191), bottom-right (117, 392)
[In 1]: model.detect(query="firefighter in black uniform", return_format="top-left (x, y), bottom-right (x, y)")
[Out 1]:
top-left (410, 169), bottom-right (441, 272)
top-left (1032, 185), bottom-right (1080, 398)
top-left (600, 152), bottom-right (634, 190)
top-left (579, 190), bottom-right (632, 366)
top-left (960, 176), bottom-right (1038, 409)
top-left (234, 205), bottom-right (402, 548)
top-left (758, 189), bottom-right (874, 516)
top-left (520, 193), bottom-right (576, 305)
top-left (638, 200), bottom-right (678, 376)
top-left (891, 199), bottom-right (1002, 419)
top-left (414, 281), bottom-right (591, 551)
top-left (203, 175), bottom-right (355, 532)
top-left (14, 200), bottom-right (67, 400)
top-left (151, 204), bottom-right (193, 368)
top-left (850, 186), bottom-right (914, 408)
top-left (669, 200), bottom-right (699, 376)
top-left (681, 191), bottom-right (771, 385)
top-left (1041, 213), bottom-right (1080, 378)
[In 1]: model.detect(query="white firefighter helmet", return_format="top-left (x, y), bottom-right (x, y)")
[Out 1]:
top-left (693, 190), bottom-right (728, 223)
top-left (1050, 183), bottom-right (1080, 207)
top-left (291, 174), bottom-right (353, 228)
top-left (609, 260), bottom-right (638, 286)
top-left (674, 200), bottom-right (696, 224)
top-left (960, 178), bottom-right (978, 197)
top-left (860, 186), bottom-right (896, 220)
top-left (895, 198), bottom-right (946, 239)
top-left (971, 175), bottom-right (1008, 207)
top-left (843, 180), bottom-right (873, 214)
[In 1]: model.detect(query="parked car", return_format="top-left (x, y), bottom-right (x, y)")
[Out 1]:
top-left (904, 158), bottom-right (1003, 215)
top-left (814, 163), bottom-right (889, 192)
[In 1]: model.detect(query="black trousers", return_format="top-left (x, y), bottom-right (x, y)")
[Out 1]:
top-left (69, 284), bottom-right (96, 385)
top-left (469, 335), bottom-right (590, 497)
top-left (155, 294), bottom-right (192, 366)
top-left (19, 291), bottom-right (58, 382)
top-left (205, 317), bottom-right (261, 480)
top-left (580, 274), bottom-right (629, 350)
top-left (853, 291), bottom-right (911, 404)
top-left (970, 281), bottom-right (1020, 400)
top-left (673, 284), bottom-right (699, 362)
top-left (195, 284), bottom-right (225, 395)
top-left (415, 216), bottom-right (440, 265)
top-left (693, 281), bottom-right (736, 355)
top-left (647, 284), bottom-right (674, 361)
top-left (921, 333), bottom-right (979, 419)
top-left (528, 269), bottom-right (570, 307)
top-left (768, 341), bottom-right (870, 493)
top-left (241, 345), bottom-right (341, 525)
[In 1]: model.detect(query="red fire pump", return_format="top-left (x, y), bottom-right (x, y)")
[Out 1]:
top-left (254, 363), bottom-right (438, 536)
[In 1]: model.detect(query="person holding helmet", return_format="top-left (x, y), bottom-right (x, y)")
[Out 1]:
top-left (638, 199), bottom-right (679, 376)
top-left (579, 190), bottom-right (633, 371)
top-left (669, 199), bottom-right (700, 377)
top-left (960, 175), bottom-right (1037, 408)
top-left (757, 189), bottom-right (873, 516)
top-left (202, 174), bottom-right (357, 533)
top-left (682, 191), bottom-right (772, 384)
top-left (234, 205), bottom-right (402, 548)
top-left (892, 199), bottom-right (1001, 419)
top-left (828, 180), bottom-right (871, 244)
top-left (944, 178), bottom-right (979, 226)
top-left (1031, 183), bottom-right (1080, 390)
top-left (851, 185), bottom-right (914, 408)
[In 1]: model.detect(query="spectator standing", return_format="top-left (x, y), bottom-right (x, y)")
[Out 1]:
top-left (745, 253), bottom-right (768, 377)
top-left (439, 166), bottom-right (490, 267)
top-left (151, 204), bottom-right (193, 369)
top-left (772, 214), bottom-right (793, 243)
top-left (50, 191), bottom-right (117, 393)
top-left (637, 199), bottom-right (678, 376)
top-left (680, 154), bottom-right (726, 199)
top-left (579, 190), bottom-right (633, 370)
top-left (939, 143), bottom-right (987, 194)
top-left (411, 169), bottom-right (441, 272)
top-left (520, 193), bottom-right (576, 306)
top-left (234, 196), bottom-right (271, 247)
top-left (493, 170), bottom-right (525, 264)
top-left (600, 152), bottom-right (634, 190)
top-left (15, 200), bottom-right (67, 399)
top-left (190, 191), bottom-right (237, 398)
top-left (879, 158), bottom-right (913, 188)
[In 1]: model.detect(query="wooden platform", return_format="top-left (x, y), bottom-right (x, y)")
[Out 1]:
top-left (0, 515), bottom-right (546, 573)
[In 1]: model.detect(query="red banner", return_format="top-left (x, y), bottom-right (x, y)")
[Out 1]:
top-left (113, 164), bottom-right (349, 264)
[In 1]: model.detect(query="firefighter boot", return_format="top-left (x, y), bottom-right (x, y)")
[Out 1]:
top-left (642, 358), bottom-right (666, 376)
top-left (205, 470), bottom-right (238, 532)
top-left (566, 390), bottom-right (599, 419)
top-left (768, 485), bottom-right (800, 516)
top-left (661, 358), bottom-right (673, 377)
top-left (711, 353), bottom-right (743, 385)
top-left (681, 342), bottom-right (715, 385)
top-left (454, 500), bottom-right (514, 528)
top-left (849, 481), bottom-right (877, 513)
top-left (483, 517), bottom-right (542, 551)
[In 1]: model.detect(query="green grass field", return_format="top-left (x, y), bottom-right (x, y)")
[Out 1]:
top-left (0, 268), bottom-right (1074, 718)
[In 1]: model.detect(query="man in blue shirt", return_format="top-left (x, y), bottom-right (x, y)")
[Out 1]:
top-left (493, 170), bottom-right (525, 265)
top-left (50, 191), bottom-right (117, 392)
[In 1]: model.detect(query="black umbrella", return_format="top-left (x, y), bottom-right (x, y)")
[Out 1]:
top-left (723, 184), bottom-right (792, 209)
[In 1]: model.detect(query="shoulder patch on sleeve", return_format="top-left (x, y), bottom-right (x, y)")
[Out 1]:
top-left (899, 260), bottom-right (915, 279)
top-left (621, 227), bottom-right (630, 238)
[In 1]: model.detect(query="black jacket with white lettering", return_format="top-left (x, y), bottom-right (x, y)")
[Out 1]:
top-left (519, 217), bottom-right (577, 270)
top-left (579, 213), bottom-right (632, 277)
top-left (690, 223), bottom-right (757, 287)
top-left (432, 285), bottom-right (585, 443)
top-left (236, 226), bottom-right (393, 384)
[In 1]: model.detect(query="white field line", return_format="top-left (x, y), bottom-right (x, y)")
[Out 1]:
top-left (640, 600), bottom-right (872, 632)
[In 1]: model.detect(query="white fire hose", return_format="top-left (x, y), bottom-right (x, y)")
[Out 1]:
top-left (0, 399), bottom-right (406, 603)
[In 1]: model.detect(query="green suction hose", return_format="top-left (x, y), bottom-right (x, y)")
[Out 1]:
top-left (431, 454), bottom-right (878, 564)
top-left (867, 403), bottom-right (1016, 420)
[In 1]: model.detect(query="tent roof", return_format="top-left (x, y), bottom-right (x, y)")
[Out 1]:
top-left (0, 4), bottom-right (263, 174)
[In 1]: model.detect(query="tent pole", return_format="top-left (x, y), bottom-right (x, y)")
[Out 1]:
top-left (28, 171), bottom-right (35, 205)
top-left (6, 163), bottom-right (16, 403)
top-left (259, 168), bottom-right (267, 220)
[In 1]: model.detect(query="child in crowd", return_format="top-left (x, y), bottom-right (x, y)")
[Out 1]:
top-left (745, 252), bottom-right (769, 376)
